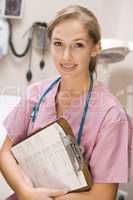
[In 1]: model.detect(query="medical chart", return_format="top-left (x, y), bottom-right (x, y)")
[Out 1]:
top-left (11, 122), bottom-right (89, 191)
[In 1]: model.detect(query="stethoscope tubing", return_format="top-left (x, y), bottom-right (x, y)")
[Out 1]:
top-left (31, 74), bottom-right (93, 145)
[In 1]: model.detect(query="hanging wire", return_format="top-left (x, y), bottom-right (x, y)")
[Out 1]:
top-left (7, 20), bottom-right (48, 81)
top-left (26, 27), bottom-right (34, 82)
top-left (8, 19), bottom-right (32, 57)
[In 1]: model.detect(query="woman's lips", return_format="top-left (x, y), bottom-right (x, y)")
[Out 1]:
top-left (60, 64), bottom-right (78, 71)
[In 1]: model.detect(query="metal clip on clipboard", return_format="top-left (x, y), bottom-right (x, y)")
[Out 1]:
top-left (61, 134), bottom-right (84, 175)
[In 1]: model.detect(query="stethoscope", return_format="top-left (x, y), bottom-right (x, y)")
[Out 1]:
top-left (31, 73), bottom-right (94, 145)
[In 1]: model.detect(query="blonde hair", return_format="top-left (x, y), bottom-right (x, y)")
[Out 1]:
top-left (47, 5), bottom-right (101, 74)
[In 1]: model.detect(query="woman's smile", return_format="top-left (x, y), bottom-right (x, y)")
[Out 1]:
top-left (60, 63), bottom-right (78, 71)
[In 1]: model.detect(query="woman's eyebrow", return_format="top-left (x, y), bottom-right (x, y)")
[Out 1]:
top-left (52, 37), bottom-right (62, 41)
top-left (73, 38), bottom-right (88, 42)
top-left (52, 37), bottom-right (87, 42)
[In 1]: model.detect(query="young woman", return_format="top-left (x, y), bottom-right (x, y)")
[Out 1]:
top-left (0, 5), bottom-right (132, 200)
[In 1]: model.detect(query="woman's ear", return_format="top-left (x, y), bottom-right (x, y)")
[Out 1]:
top-left (91, 41), bottom-right (101, 57)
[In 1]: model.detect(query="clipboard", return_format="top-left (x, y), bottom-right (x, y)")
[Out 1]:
top-left (11, 118), bottom-right (93, 192)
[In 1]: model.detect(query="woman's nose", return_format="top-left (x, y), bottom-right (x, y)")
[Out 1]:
top-left (62, 47), bottom-right (73, 61)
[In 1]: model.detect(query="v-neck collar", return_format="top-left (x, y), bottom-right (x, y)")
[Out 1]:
top-left (46, 77), bottom-right (100, 121)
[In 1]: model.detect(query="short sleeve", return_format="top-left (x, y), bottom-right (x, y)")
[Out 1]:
top-left (3, 86), bottom-right (38, 144)
top-left (89, 107), bottom-right (133, 183)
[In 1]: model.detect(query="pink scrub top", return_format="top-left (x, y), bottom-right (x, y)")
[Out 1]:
top-left (4, 77), bottom-right (133, 200)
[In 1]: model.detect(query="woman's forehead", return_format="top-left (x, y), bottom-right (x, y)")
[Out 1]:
top-left (51, 19), bottom-right (90, 42)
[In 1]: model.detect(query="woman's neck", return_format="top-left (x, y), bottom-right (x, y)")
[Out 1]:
top-left (55, 74), bottom-right (92, 118)
top-left (59, 74), bottom-right (91, 97)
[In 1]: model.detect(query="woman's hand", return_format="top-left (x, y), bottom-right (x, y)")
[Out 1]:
top-left (19, 187), bottom-right (68, 200)
top-left (54, 193), bottom-right (73, 200)
top-left (18, 169), bottom-right (68, 200)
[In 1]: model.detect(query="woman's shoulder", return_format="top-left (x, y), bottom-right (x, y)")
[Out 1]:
top-left (93, 81), bottom-right (128, 122)
top-left (25, 76), bottom-right (59, 102)
top-left (28, 76), bottom-right (58, 92)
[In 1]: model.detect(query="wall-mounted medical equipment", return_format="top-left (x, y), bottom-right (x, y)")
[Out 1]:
top-left (0, 0), bottom-right (24, 19)
top-left (98, 38), bottom-right (133, 64)
top-left (33, 22), bottom-right (47, 70)
top-left (97, 38), bottom-right (133, 87)
top-left (5, 19), bottom-right (47, 82)
top-left (98, 38), bottom-right (133, 82)
top-left (26, 22), bottom-right (47, 82)
top-left (0, 18), bottom-right (9, 59)
top-left (8, 19), bottom-right (32, 58)
top-left (0, 1), bottom-right (48, 82)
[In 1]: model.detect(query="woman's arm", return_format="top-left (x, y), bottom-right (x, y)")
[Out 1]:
top-left (0, 136), bottom-right (67, 200)
top-left (54, 183), bottom-right (118, 200)
top-left (0, 136), bottom-right (29, 198)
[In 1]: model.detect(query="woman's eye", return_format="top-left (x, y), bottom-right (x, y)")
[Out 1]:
top-left (73, 43), bottom-right (84, 48)
top-left (54, 42), bottom-right (62, 47)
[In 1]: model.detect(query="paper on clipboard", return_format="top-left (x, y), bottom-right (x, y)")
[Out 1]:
top-left (11, 118), bottom-right (92, 192)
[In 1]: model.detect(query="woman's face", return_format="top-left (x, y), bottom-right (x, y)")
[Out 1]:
top-left (50, 19), bottom-right (99, 79)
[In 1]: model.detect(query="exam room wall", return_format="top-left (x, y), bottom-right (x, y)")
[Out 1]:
top-left (0, 0), bottom-right (133, 199)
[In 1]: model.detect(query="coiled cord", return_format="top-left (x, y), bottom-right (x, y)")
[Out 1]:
top-left (8, 19), bottom-right (32, 57)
